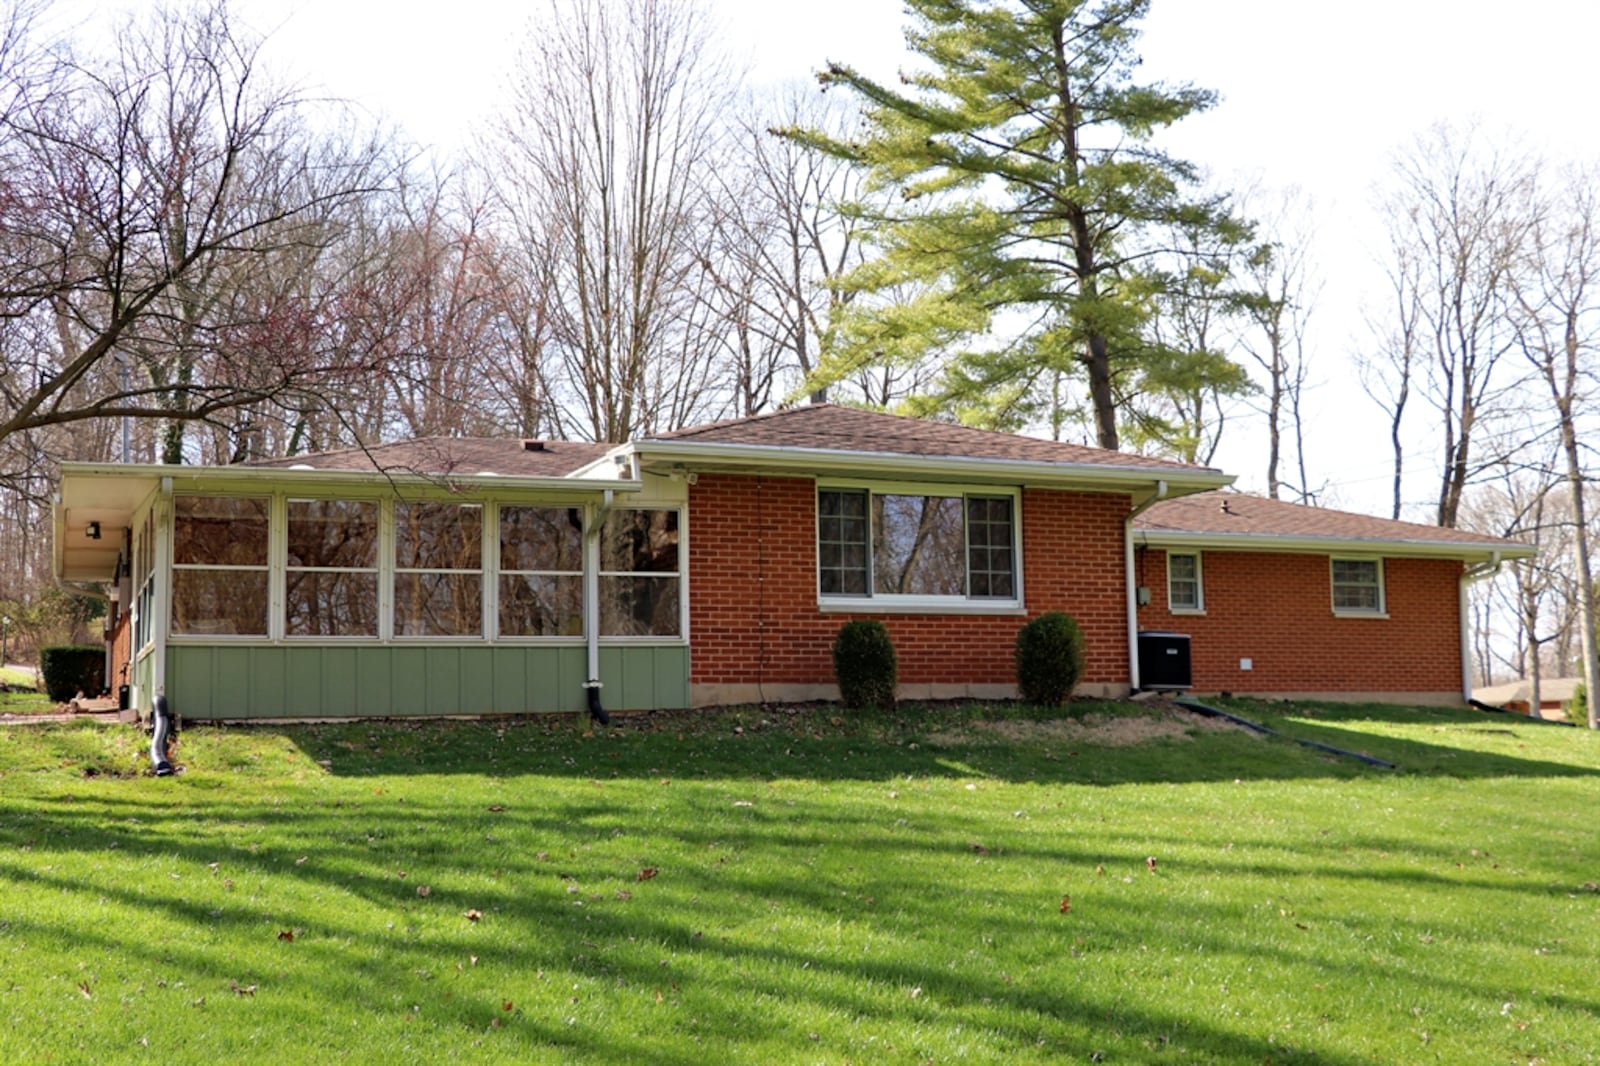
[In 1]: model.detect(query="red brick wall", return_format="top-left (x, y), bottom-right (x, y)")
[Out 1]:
top-left (1135, 547), bottom-right (1464, 694)
top-left (687, 474), bottom-right (1132, 690)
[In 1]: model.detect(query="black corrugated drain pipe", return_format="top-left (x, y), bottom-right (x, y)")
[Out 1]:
top-left (150, 695), bottom-right (176, 776)
top-left (586, 683), bottom-right (610, 727)
top-left (1174, 699), bottom-right (1396, 769)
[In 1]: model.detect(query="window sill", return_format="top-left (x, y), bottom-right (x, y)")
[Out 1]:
top-left (819, 598), bottom-right (1026, 617)
top-left (1168, 608), bottom-right (1207, 617)
top-left (1332, 610), bottom-right (1389, 620)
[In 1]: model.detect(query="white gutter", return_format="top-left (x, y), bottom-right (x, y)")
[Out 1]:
top-left (1125, 481), bottom-right (1169, 693)
top-left (628, 440), bottom-right (1231, 495)
top-left (1133, 528), bottom-right (1535, 564)
top-left (1460, 551), bottom-right (1506, 703)
top-left (57, 460), bottom-right (640, 496)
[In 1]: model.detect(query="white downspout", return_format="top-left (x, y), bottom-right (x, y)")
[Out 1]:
top-left (1124, 480), bottom-right (1168, 694)
top-left (583, 490), bottom-right (615, 706)
top-left (152, 477), bottom-right (173, 714)
top-left (1460, 551), bottom-right (1504, 704)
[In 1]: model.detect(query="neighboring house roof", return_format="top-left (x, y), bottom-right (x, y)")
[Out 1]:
top-left (630, 404), bottom-right (1231, 495)
top-left (1135, 491), bottom-right (1535, 562)
top-left (249, 437), bottom-right (613, 478)
top-left (1474, 677), bottom-right (1582, 707)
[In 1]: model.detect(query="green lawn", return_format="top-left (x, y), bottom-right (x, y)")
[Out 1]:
top-left (0, 666), bottom-right (50, 714)
top-left (1, 699), bottom-right (1596, 1064)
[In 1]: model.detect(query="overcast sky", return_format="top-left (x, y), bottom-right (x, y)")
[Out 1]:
top-left (60, 0), bottom-right (1599, 518)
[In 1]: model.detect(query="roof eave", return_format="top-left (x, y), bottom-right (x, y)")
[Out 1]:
top-left (1134, 527), bottom-right (1536, 561)
top-left (56, 461), bottom-right (641, 495)
top-left (630, 440), bottom-right (1232, 494)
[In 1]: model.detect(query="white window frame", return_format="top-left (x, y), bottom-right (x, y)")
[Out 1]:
top-left (1166, 550), bottom-right (1205, 614)
top-left (282, 497), bottom-right (383, 641)
top-left (169, 494), bottom-right (272, 639)
top-left (596, 505), bottom-right (687, 642)
top-left (495, 503), bottom-right (586, 642)
top-left (391, 499), bottom-right (487, 640)
top-left (1330, 556), bottom-right (1387, 617)
top-left (816, 480), bottom-right (1024, 614)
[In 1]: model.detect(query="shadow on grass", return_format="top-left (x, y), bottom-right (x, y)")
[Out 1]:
top-left (252, 699), bottom-right (1600, 787)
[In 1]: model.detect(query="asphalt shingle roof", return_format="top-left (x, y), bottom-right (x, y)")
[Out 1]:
top-left (648, 404), bottom-right (1216, 473)
top-left (1137, 491), bottom-right (1525, 549)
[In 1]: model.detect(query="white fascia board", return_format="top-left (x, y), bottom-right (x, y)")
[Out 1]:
top-left (56, 461), bottom-right (641, 496)
top-left (1134, 528), bottom-right (1536, 562)
top-left (631, 440), bottom-right (1232, 495)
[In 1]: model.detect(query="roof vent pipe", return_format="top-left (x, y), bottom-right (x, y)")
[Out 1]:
top-left (522, 439), bottom-right (547, 452)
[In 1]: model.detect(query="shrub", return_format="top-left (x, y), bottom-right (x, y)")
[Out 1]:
top-left (1567, 682), bottom-right (1588, 727)
top-left (1015, 611), bottom-right (1085, 705)
top-left (832, 619), bottom-right (897, 709)
top-left (40, 645), bottom-right (105, 703)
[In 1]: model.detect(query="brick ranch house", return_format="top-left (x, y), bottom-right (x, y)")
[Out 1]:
top-left (52, 405), bottom-right (1532, 721)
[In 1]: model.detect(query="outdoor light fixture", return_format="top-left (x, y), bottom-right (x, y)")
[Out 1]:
top-left (86, 521), bottom-right (101, 540)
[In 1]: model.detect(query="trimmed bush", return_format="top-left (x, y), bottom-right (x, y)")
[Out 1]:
top-left (1015, 611), bottom-right (1085, 705)
top-left (40, 645), bottom-right (105, 703)
top-left (1568, 682), bottom-right (1588, 728)
top-left (832, 619), bottom-right (897, 710)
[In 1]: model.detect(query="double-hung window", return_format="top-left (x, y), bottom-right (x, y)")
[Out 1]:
top-left (286, 499), bottom-right (380, 637)
top-left (394, 502), bottom-right (483, 637)
top-left (1331, 557), bottom-right (1384, 615)
top-left (499, 506), bottom-right (584, 637)
top-left (599, 508), bottom-right (681, 637)
top-left (171, 496), bottom-right (270, 636)
top-left (817, 486), bottom-right (1019, 607)
top-left (1166, 552), bottom-right (1203, 612)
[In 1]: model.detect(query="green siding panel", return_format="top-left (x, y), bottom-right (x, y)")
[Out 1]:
top-left (165, 643), bottom-right (686, 720)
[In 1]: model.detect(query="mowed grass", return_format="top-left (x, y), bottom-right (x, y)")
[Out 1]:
top-left (0, 666), bottom-right (50, 714)
top-left (1, 699), bottom-right (1597, 1065)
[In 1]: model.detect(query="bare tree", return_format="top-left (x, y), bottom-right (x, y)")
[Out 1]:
top-left (1238, 188), bottom-right (1320, 500)
top-left (1368, 124), bottom-right (1534, 527)
top-left (1511, 163), bottom-right (1600, 728)
top-left (0, 1), bottom-right (392, 473)
top-left (491, 0), bottom-right (733, 442)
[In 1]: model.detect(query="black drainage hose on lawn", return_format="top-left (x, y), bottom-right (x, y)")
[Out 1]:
top-left (150, 695), bottom-right (176, 776)
top-left (1174, 699), bottom-right (1396, 770)
top-left (586, 684), bottom-right (610, 727)
top-left (1468, 698), bottom-right (1576, 727)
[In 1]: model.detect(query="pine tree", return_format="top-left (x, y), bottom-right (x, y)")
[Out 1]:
top-left (785, 0), bottom-right (1250, 449)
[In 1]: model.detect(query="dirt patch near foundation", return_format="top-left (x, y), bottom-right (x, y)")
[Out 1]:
top-left (923, 702), bottom-right (1246, 748)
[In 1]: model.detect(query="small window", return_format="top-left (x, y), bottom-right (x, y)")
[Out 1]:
top-left (171, 496), bottom-right (270, 636)
top-left (286, 499), bottom-right (380, 637)
top-left (1331, 558), bottom-right (1384, 614)
top-left (1167, 552), bottom-right (1203, 612)
top-left (599, 509), bottom-right (681, 637)
top-left (499, 506), bottom-right (584, 637)
top-left (394, 502), bottom-right (483, 637)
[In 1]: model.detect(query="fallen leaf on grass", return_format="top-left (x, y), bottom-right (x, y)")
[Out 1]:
top-left (1146, 856), bottom-right (1158, 873)
top-left (294, 856), bottom-right (308, 866)
top-left (1582, 881), bottom-right (1598, 893)
top-left (487, 805), bottom-right (506, 812)
top-left (77, 981), bottom-right (92, 999)
top-left (230, 981), bottom-right (256, 996)
top-left (464, 909), bottom-right (483, 922)
top-left (1095, 865), bottom-right (1105, 876)
top-left (616, 890), bottom-right (633, 901)
top-left (417, 886), bottom-right (431, 898)
top-left (637, 867), bottom-right (659, 882)
top-left (276, 930), bottom-right (295, 942)
top-left (1060, 895), bottom-right (1071, 914)
top-left (502, 1000), bottom-right (513, 1012)
top-left (970, 842), bottom-right (990, 855)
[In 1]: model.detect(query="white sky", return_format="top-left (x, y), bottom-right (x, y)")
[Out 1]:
top-left (66, 0), bottom-right (1600, 518)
